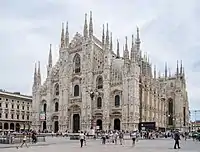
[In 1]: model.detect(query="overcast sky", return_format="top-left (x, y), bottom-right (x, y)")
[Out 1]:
top-left (0, 0), bottom-right (200, 117)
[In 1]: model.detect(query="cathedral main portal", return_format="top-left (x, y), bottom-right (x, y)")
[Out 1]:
top-left (73, 114), bottom-right (80, 133)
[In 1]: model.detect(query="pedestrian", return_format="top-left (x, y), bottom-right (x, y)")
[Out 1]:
top-left (119, 131), bottom-right (124, 145)
top-left (131, 131), bottom-right (137, 146)
top-left (17, 134), bottom-right (29, 149)
top-left (79, 131), bottom-right (85, 148)
top-left (102, 132), bottom-right (106, 144)
top-left (174, 130), bottom-right (181, 149)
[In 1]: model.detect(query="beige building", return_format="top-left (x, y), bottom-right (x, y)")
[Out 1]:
top-left (31, 12), bottom-right (190, 132)
top-left (0, 90), bottom-right (32, 132)
top-left (139, 60), bottom-right (190, 131)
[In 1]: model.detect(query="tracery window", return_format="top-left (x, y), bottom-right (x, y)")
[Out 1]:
top-left (74, 85), bottom-right (79, 97)
top-left (115, 95), bottom-right (120, 107)
top-left (97, 97), bottom-right (102, 109)
top-left (73, 53), bottom-right (81, 73)
top-left (55, 83), bottom-right (59, 96)
top-left (96, 76), bottom-right (103, 89)
top-left (168, 98), bottom-right (173, 125)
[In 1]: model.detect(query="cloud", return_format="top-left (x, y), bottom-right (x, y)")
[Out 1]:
top-left (0, 0), bottom-right (199, 113)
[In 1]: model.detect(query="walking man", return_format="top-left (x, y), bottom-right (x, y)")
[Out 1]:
top-left (174, 130), bottom-right (181, 149)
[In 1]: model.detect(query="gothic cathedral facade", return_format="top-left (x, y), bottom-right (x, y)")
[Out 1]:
top-left (31, 12), bottom-right (190, 133)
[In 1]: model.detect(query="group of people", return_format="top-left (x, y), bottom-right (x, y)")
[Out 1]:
top-left (79, 130), bottom-right (138, 148)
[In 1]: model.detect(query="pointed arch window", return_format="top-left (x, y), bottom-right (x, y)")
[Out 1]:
top-left (55, 83), bottom-right (59, 96)
top-left (97, 97), bottom-right (102, 109)
top-left (74, 85), bottom-right (79, 97)
top-left (96, 76), bottom-right (103, 89)
top-left (55, 102), bottom-right (59, 112)
top-left (73, 54), bottom-right (81, 73)
top-left (115, 95), bottom-right (120, 107)
top-left (168, 98), bottom-right (173, 125)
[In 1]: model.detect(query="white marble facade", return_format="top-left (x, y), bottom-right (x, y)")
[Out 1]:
top-left (31, 12), bottom-right (189, 133)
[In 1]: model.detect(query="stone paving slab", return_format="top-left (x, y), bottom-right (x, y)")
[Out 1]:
top-left (0, 138), bottom-right (200, 152)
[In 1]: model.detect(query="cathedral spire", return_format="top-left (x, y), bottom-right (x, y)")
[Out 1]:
top-left (34, 63), bottom-right (37, 85)
top-left (116, 39), bottom-right (120, 58)
top-left (165, 62), bottom-right (168, 78)
top-left (176, 60), bottom-right (179, 76)
top-left (37, 61), bottom-right (41, 85)
top-left (102, 24), bottom-right (105, 46)
top-left (110, 32), bottom-right (113, 51)
top-left (89, 11), bottom-right (93, 38)
top-left (169, 68), bottom-right (171, 77)
top-left (60, 23), bottom-right (65, 48)
top-left (83, 13), bottom-right (88, 38)
top-left (106, 23), bottom-right (109, 45)
top-left (65, 22), bottom-right (69, 46)
top-left (135, 26), bottom-right (141, 51)
top-left (124, 36), bottom-right (129, 59)
top-left (131, 34), bottom-right (135, 61)
top-left (180, 60), bottom-right (183, 75)
top-left (154, 65), bottom-right (157, 79)
top-left (48, 44), bottom-right (52, 68)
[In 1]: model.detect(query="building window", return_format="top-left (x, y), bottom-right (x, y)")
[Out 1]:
top-left (22, 106), bottom-right (24, 110)
top-left (17, 115), bottom-right (19, 119)
top-left (17, 105), bottom-right (19, 109)
top-left (97, 97), bottom-right (102, 109)
top-left (74, 85), bottom-right (79, 96)
top-left (27, 106), bottom-right (29, 110)
top-left (0, 103), bottom-right (1, 107)
top-left (6, 99), bottom-right (8, 101)
top-left (27, 115), bottom-right (29, 120)
top-left (55, 102), bottom-right (59, 112)
top-left (73, 53), bottom-right (81, 73)
top-left (12, 104), bottom-right (14, 109)
top-left (5, 113), bottom-right (8, 119)
top-left (96, 76), bottom-right (103, 89)
top-left (55, 83), bottom-right (59, 96)
top-left (6, 104), bottom-right (8, 108)
top-left (17, 101), bottom-right (19, 103)
top-left (0, 98), bottom-right (1, 100)
top-left (11, 114), bottom-right (14, 119)
top-left (22, 115), bottom-right (24, 120)
top-left (0, 113), bottom-right (1, 118)
top-left (115, 95), bottom-right (120, 107)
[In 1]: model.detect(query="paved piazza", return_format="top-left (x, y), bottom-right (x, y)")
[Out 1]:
top-left (1, 137), bottom-right (200, 152)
